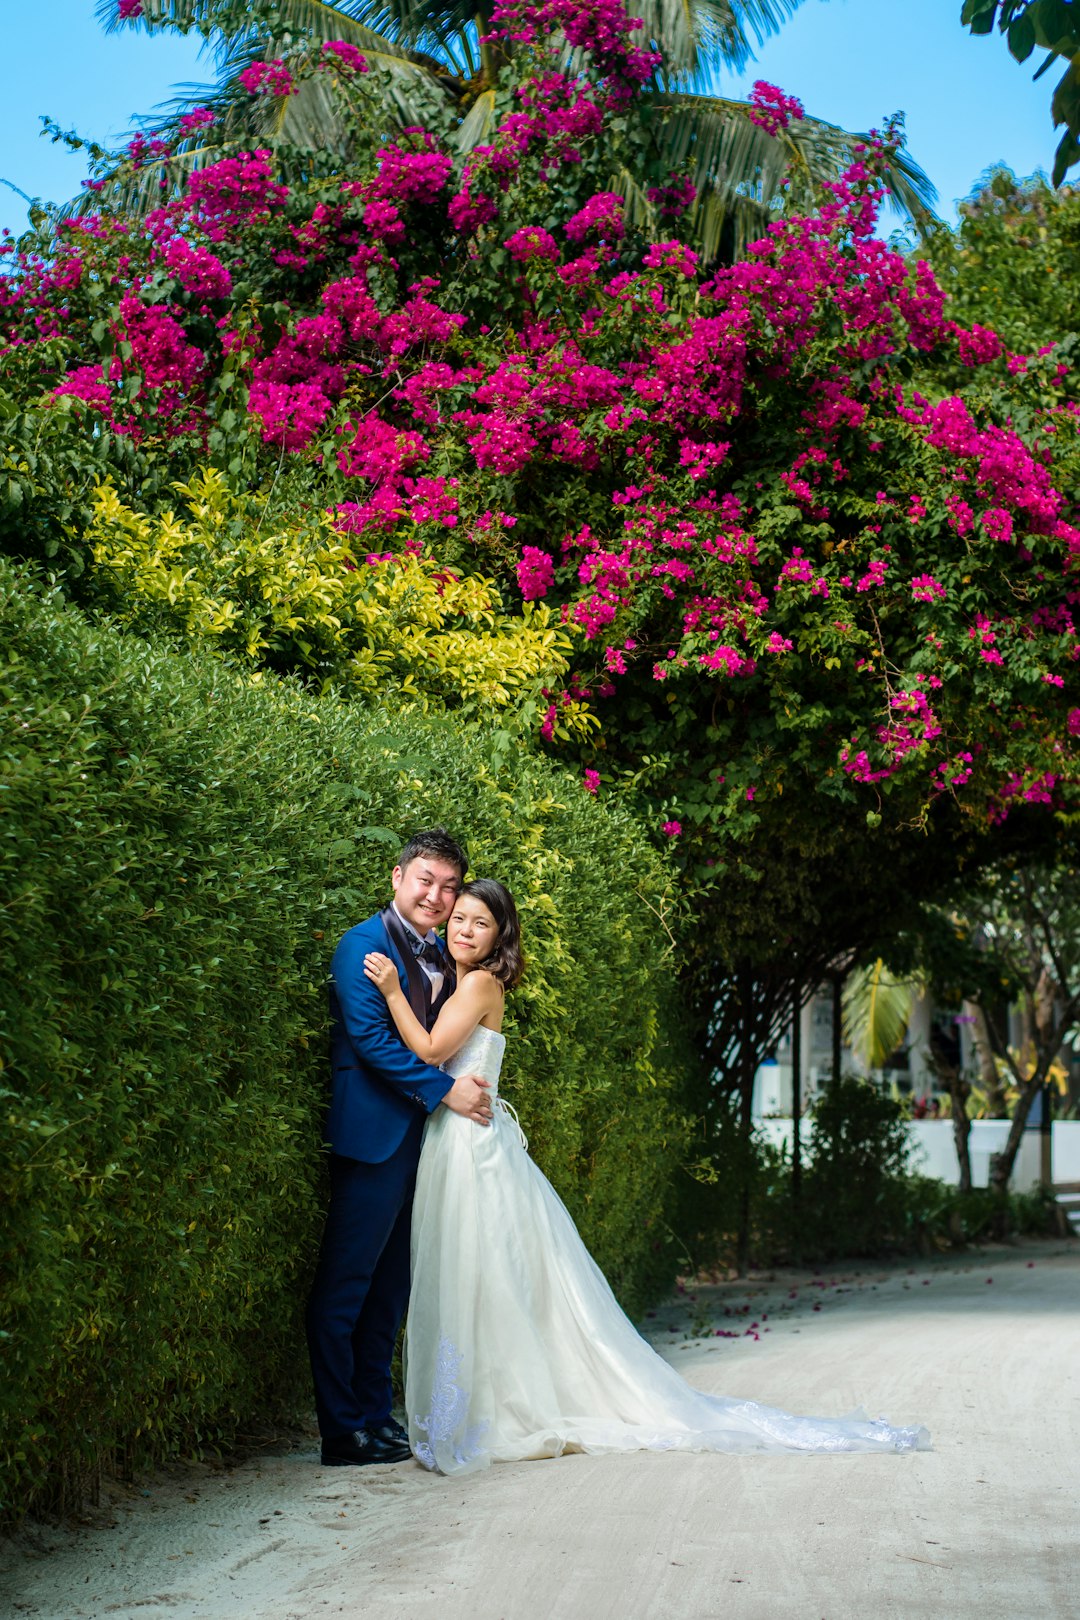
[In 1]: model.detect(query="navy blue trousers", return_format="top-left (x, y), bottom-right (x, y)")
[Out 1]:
top-left (305, 1117), bottom-right (424, 1441)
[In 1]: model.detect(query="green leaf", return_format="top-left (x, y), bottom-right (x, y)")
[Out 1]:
top-left (1008, 12), bottom-right (1037, 59)
top-left (357, 825), bottom-right (400, 845)
top-left (1052, 125), bottom-right (1080, 183)
top-left (1033, 0), bottom-right (1078, 50)
top-left (961, 0), bottom-right (999, 36)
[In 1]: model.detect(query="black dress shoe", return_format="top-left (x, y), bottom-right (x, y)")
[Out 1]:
top-left (320, 1428), bottom-right (412, 1466)
top-left (367, 1417), bottom-right (409, 1448)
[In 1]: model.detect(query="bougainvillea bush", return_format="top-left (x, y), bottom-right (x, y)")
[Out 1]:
top-left (3, 2), bottom-right (1076, 863)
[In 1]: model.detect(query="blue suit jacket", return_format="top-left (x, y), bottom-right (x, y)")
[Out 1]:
top-left (326, 912), bottom-right (453, 1163)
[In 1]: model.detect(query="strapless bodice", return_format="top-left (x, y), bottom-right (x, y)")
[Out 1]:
top-left (444, 1025), bottom-right (505, 1098)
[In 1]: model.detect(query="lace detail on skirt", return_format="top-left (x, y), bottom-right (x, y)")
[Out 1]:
top-left (411, 1335), bottom-right (490, 1473)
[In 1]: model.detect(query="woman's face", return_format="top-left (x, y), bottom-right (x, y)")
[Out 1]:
top-left (447, 894), bottom-right (499, 968)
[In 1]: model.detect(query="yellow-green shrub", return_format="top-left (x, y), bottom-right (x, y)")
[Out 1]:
top-left (87, 470), bottom-right (591, 730)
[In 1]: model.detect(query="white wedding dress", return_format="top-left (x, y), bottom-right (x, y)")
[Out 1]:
top-left (404, 1027), bottom-right (930, 1475)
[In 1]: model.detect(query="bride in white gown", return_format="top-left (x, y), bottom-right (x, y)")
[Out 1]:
top-left (363, 879), bottom-right (930, 1477)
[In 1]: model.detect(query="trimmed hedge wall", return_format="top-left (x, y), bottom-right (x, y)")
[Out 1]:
top-left (0, 562), bottom-right (697, 1518)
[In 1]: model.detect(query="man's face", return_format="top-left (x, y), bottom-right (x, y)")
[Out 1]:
top-left (391, 855), bottom-right (461, 933)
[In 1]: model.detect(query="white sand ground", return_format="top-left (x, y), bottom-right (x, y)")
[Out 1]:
top-left (3, 1240), bottom-right (1078, 1620)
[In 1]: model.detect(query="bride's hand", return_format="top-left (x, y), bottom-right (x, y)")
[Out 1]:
top-left (363, 951), bottom-right (399, 996)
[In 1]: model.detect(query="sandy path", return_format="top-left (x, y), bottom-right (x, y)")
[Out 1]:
top-left (4, 1241), bottom-right (1078, 1620)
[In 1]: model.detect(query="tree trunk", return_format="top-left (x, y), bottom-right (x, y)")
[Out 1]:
top-left (791, 983), bottom-right (803, 1198)
top-left (1039, 1082), bottom-right (1053, 1189)
top-left (947, 1071), bottom-right (973, 1194)
top-left (735, 1040), bottom-right (755, 1277)
top-left (987, 972), bottom-right (1061, 1193)
top-left (988, 1075), bottom-right (1043, 1192)
top-left (968, 1000), bottom-right (1006, 1115)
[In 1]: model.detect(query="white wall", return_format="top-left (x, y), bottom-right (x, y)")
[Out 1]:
top-left (752, 1116), bottom-right (1076, 1192)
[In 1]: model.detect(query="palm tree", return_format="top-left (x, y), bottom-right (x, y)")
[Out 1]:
top-left (94, 0), bottom-right (935, 259)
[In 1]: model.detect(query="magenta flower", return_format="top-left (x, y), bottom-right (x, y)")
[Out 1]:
top-left (52, 363), bottom-right (116, 412)
top-left (643, 240), bottom-right (699, 277)
top-left (646, 175), bottom-right (697, 218)
top-left (177, 107), bottom-right (215, 136)
top-left (321, 41), bottom-right (369, 74)
top-left (249, 379), bottom-right (333, 451)
top-left (661, 820), bottom-right (682, 837)
top-left (505, 226), bottom-right (560, 263)
top-left (404, 475), bottom-right (460, 528)
top-left (184, 150), bottom-right (288, 239)
top-left (564, 192), bottom-right (624, 243)
top-left (159, 236), bottom-right (231, 300)
top-left (448, 187), bottom-right (499, 234)
top-left (747, 81), bottom-right (804, 137)
top-left (982, 507), bottom-right (1014, 544)
top-left (517, 545), bottom-right (556, 600)
top-left (338, 415), bottom-right (429, 481)
top-left (371, 143), bottom-right (453, 206)
top-left (583, 769), bottom-right (600, 795)
top-left (239, 60), bottom-right (295, 97)
top-left (363, 199), bottom-right (405, 243)
top-left (957, 324), bottom-right (1002, 367)
top-left (117, 0), bottom-right (142, 17)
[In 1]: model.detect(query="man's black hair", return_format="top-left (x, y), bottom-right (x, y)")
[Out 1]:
top-left (397, 827), bottom-right (468, 881)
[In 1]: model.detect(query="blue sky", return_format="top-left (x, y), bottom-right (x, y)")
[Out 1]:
top-left (0, 0), bottom-right (1059, 239)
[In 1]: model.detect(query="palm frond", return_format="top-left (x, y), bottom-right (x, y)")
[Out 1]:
top-left (454, 89), bottom-right (498, 153)
top-left (635, 0), bottom-right (807, 84)
top-left (842, 960), bottom-right (916, 1070)
top-left (648, 93), bottom-right (937, 261)
top-left (74, 15), bottom-right (468, 218)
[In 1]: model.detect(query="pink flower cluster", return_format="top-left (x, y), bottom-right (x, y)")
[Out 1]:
top-left (249, 379), bottom-right (333, 451)
top-left (184, 150), bottom-right (288, 241)
top-left (506, 226), bottom-right (561, 263)
top-left (565, 192), bottom-right (624, 243)
top-left (159, 236), bottom-right (232, 300)
top-left (371, 139), bottom-right (453, 206)
top-left (489, 0), bottom-right (659, 91)
top-left (517, 546), bottom-right (556, 600)
top-left (239, 60), bottom-right (295, 97)
top-left (647, 175), bottom-right (697, 218)
top-left (911, 573), bottom-right (946, 602)
top-left (52, 362), bottom-right (116, 412)
top-left (643, 240), bottom-right (699, 276)
top-left (178, 108), bottom-right (215, 137)
top-left (747, 81), bottom-right (805, 138)
top-left (321, 41), bottom-right (369, 75)
top-left (957, 323), bottom-right (1002, 367)
top-left (119, 292), bottom-right (205, 397)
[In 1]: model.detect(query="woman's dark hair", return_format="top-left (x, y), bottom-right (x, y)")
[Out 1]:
top-left (397, 827), bottom-right (468, 882)
top-left (458, 879), bottom-right (524, 989)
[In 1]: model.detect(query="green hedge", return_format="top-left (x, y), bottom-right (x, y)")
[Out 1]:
top-left (0, 561), bottom-right (697, 1519)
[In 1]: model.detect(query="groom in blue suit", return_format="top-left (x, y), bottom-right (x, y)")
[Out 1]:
top-left (306, 828), bottom-right (492, 1466)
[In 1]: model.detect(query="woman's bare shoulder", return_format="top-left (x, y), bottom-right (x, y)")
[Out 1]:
top-left (456, 967), bottom-right (503, 1002)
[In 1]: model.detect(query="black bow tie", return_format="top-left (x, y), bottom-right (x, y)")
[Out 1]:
top-left (409, 935), bottom-right (445, 970)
